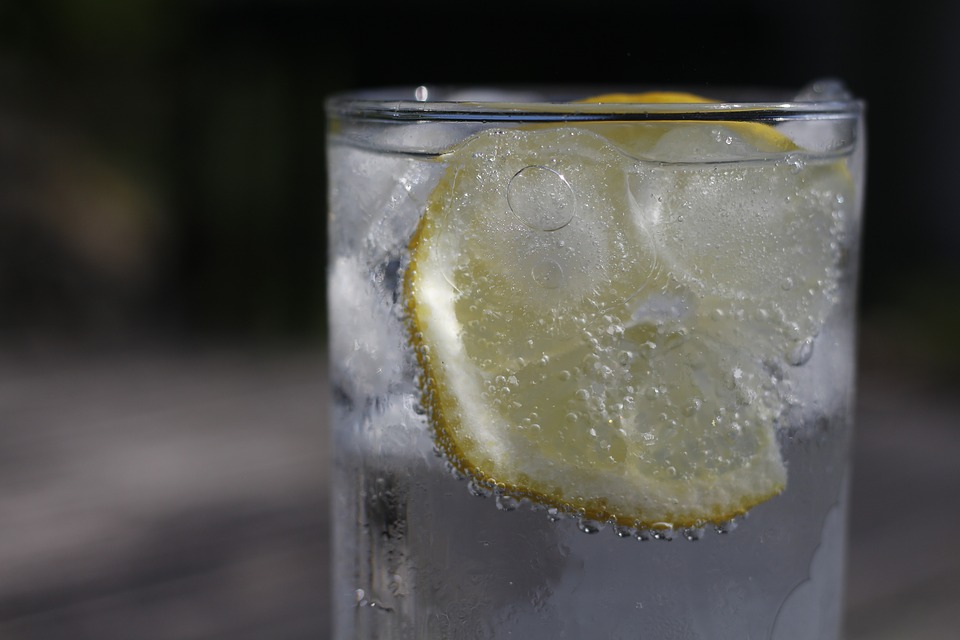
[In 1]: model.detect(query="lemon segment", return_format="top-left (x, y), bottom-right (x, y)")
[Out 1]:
top-left (404, 96), bottom-right (852, 528)
top-left (578, 91), bottom-right (715, 104)
top-left (576, 91), bottom-right (798, 156)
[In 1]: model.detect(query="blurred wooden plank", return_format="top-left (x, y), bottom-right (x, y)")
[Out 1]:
top-left (0, 348), bottom-right (330, 639)
top-left (0, 347), bottom-right (958, 638)
top-left (845, 367), bottom-right (960, 640)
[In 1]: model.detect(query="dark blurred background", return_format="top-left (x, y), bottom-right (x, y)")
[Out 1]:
top-left (1, 1), bottom-right (958, 639)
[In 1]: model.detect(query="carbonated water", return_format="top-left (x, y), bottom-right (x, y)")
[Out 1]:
top-left (326, 85), bottom-right (864, 639)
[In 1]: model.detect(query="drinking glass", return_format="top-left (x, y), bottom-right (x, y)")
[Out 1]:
top-left (325, 81), bottom-right (866, 639)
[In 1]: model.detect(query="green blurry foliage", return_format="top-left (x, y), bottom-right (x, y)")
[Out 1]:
top-left (0, 1), bottom-right (335, 347)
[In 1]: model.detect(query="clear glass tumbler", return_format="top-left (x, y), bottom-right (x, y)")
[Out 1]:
top-left (325, 81), bottom-right (866, 639)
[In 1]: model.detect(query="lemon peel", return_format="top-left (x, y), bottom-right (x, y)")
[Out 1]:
top-left (577, 91), bottom-right (797, 154)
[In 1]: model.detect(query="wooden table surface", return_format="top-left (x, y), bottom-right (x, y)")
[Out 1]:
top-left (0, 344), bottom-right (957, 639)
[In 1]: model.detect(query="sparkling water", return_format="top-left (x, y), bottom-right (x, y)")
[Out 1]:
top-left (326, 85), bottom-right (864, 639)
top-left (331, 409), bottom-right (851, 639)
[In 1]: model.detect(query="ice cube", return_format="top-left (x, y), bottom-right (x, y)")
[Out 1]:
top-left (329, 255), bottom-right (411, 404)
top-left (779, 79), bottom-right (858, 154)
top-left (793, 78), bottom-right (853, 102)
top-left (327, 147), bottom-right (437, 262)
top-left (646, 123), bottom-right (766, 163)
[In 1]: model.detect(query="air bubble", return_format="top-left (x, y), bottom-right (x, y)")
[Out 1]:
top-left (682, 526), bottom-right (705, 541)
top-left (787, 337), bottom-right (815, 366)
top-left (650, 523), bottom-right (674, 541)
top-left (614, 524), bottom-right (635, 538)
top-left (507, 165), bottom-right (577, 231)
top-left (531, 259), bottom-right (564, 289)
top-left (715, 518), bottom-right (739, 534)
top-left (467, 480), bottom-right (491, 498)
top-left (496, 495), bottom-right (520, 511)
top-left (577, 518), bottom-right (603, 534)
top-left (786, 154), bottom-right (807, 173)
top-left (683, 398), bottom-right (703, 416)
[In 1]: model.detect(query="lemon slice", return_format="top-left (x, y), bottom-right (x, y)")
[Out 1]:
top-left (404, 94), bottom-right (852, 528)
top-left (576, 91), bottom-right (797, 154)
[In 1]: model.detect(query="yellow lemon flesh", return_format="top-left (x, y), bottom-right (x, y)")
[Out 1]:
top-left (574, 91), bottom-right (797, 155)
top-left (404, 93), bottom-right (853, 529)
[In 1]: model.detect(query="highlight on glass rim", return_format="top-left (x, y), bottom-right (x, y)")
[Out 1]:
top-left (326, 79), bottom-right (865, 639)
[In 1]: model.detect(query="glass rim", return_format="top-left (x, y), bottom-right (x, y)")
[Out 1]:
top-left (326, 83), bottom-right (865, 124)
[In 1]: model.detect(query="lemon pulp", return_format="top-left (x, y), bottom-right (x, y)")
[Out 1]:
top-left (404, 93), bottom-right (852, 528)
